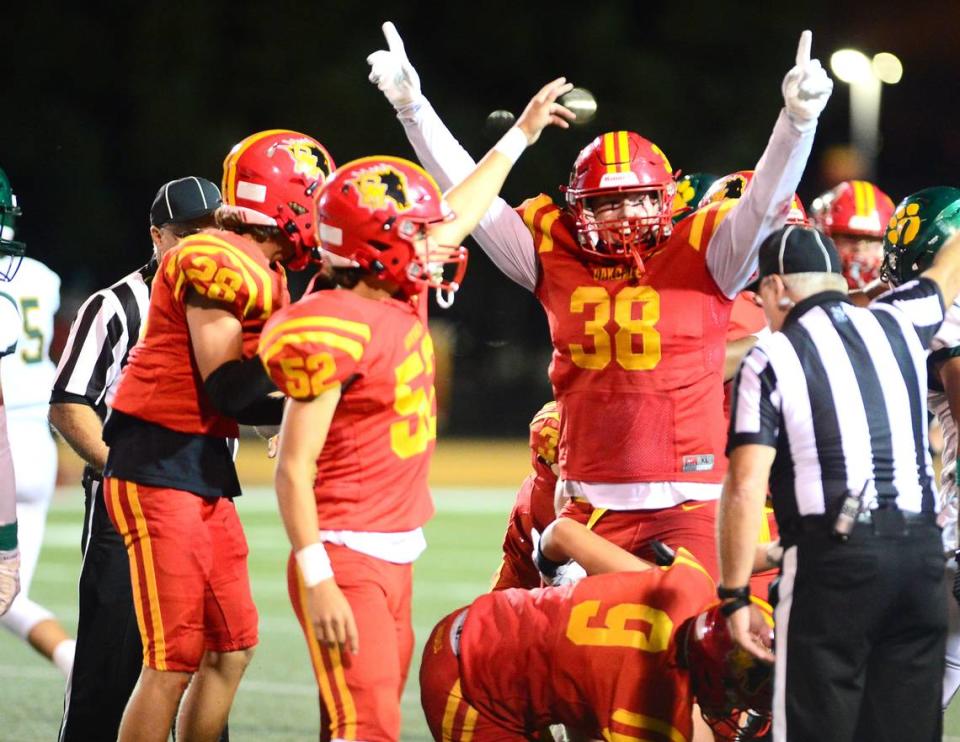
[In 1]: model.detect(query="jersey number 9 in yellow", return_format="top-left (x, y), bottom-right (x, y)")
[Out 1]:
top-left (390, 333), bottom-right (437, 459)
top-left (569, 286), bottom-right (661, 371)
top-left (566, 599), bottom-right (673, 653)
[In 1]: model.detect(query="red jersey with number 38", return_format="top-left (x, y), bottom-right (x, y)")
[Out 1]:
top-left (517, 196), bottom-right (738, 483)
top-left (460, 549), bottom-right (714, 739)
top-left (259, 289), bottom-right (436, 532)
top-left (111, 229), bottom-right (289, 438)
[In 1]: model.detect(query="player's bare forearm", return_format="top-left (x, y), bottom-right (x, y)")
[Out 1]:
top-left (184, 292), bottom-right (244, 380)
top-left (433, 77), bottom-right (575, 247)
top-left (541, 518), bottom-right (653, 575)
top-left (718, 445), bottom-right (775, 589)
top-left (48, 402), bottom-right (109, 471)
top-left (274, 389), bottom-right (340, 551)
top-left (725, 336), bottom-right (758, 382)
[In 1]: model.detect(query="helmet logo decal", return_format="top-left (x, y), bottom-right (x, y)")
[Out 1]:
top-left (887, 203), bottom-right (921, 246)
top-left (351, 166), bottom-right (411, 213)
top-left (274, 139), bottom-right (330, 181)
top-left (722, 176), bottom-right (747, 200)
top-left (675, 179), bottom-right (696, 209)
top-left (649, 143), bottom-right (672, 175)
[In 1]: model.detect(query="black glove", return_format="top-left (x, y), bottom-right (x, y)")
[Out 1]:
top-left (649, 539), bottom-right (677, 566)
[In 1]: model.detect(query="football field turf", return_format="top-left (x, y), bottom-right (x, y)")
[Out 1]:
top-left (4, 484), bottom-right (960, 740)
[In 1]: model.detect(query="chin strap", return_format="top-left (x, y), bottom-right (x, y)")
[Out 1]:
top-left (435, 284), bottom-right (457, 308)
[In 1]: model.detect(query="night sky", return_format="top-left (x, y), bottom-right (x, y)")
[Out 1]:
top-left (6, 0), bottom-right (959, 433)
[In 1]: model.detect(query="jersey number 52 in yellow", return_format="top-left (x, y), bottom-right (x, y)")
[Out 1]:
top-left (569, 286), bottom-right (661, 371)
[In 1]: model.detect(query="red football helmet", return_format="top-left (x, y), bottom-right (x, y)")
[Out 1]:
top-left (699, 170), bottom-right (809, 225)
top-left (564, 131), bottom-right (676, 267)
top-left (529, 400), bottom-right (560, 476)
top-left (679, 602), bottom-right (774, 740)
top-left (810, 180), bottom-right (895, 288)
top-left (316, 156), bottom-right (468, 301)
top-left (222, 129), bottom-right (335, 269)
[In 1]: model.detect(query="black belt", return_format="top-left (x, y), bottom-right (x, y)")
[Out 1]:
top-left (796, 508), bottom-right (936, 534)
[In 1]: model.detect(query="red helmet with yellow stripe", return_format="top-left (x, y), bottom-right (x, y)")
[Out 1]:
top-left (222, 130), bottom-right (335, 269)
top-left (811, 181), bottom-right (894, 288)
top-left (699, 170), bottom-right (809, 225)
top-left (564, 131), bottom-right (676, 265)
top-left (529, 400), bottom-right (560, 476)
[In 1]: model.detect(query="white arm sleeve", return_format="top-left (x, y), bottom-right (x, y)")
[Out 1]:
top-left (706, 109), bottom-right (816, 298)
top-left (397, 100), bottom-right (540, 292)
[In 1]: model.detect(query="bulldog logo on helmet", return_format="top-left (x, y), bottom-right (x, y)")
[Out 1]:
top-left (271, 138), bottom-right (331, 181)
top-left (351, 166), bottom-right (411, 213)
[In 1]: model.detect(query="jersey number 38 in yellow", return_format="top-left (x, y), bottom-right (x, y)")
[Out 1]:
top-left (569, 286), bottom-right (661, 371)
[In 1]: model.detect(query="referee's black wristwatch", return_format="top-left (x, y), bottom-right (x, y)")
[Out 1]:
top-left (717, 584), bottom-right (751, 616)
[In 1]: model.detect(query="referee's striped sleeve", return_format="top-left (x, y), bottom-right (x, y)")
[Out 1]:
top-left (873, 276), bottom-right (945, 349)
top-left (727, 345), bottom-right (781, 453)
top-left (50, 290), bottom-right (125, 408)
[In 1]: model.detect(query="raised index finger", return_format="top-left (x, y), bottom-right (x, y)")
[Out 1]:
top-left (795, 29), bottom-right (812, 67)
top-left (382, 21), bottom-right (405, 55)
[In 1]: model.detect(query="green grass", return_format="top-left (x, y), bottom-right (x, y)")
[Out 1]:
top-left (6, 486), bottom-right (960, 741)
top-left (0, 486), bottom-right (515, 741)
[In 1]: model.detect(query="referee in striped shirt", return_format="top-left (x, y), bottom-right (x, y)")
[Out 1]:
top-left (718, 224), bottom-right (960, 742)
top-left (50, 177), bottom-right (222, 742)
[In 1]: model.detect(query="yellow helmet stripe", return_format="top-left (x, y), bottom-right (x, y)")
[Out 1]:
top-left (603, 133), bottom-right (618, 174)
top-left (852, 180), bottom-right (866, 216)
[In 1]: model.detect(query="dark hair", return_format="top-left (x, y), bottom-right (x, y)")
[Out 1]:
top-left (214, 208), bottom-right (286, 244)
top-left (331, 267), bottom-right (364, 289)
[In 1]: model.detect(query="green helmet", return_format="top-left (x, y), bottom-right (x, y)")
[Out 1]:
top-left (880, 186), bottom-right (960, 286)
top-left (672, 172), bottom-right (719, 224)
top-left (0, 168), bottom-right (25, 281)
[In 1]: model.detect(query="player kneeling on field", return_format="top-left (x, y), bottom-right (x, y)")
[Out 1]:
top-left (422, 519), bottom-right (775, 742)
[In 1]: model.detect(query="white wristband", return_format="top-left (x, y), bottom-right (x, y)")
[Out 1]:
top-left (295, 543), bottom-right (333, 587)
top-left (493, 126), bottom-right (528, 165)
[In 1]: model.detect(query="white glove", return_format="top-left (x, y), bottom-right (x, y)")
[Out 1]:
top-left (366, 21), bottom-right (423, 112)
top-left (781, 30), bottom-right (833, 132)
top-left (0, 548), bottom-right (20, 616)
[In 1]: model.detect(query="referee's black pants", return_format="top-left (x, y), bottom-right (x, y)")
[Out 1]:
top-left (59, 472), bottom-right (143, 742)
top-left (774, 511), bottom-right (946, 742)
top-left (59, 472), bottom-right (230, 741)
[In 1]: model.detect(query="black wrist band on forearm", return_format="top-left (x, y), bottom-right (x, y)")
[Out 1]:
top-left (717, 584), bottom-right (751, 601)
top-left (720, 596), bottom-right (752, 617)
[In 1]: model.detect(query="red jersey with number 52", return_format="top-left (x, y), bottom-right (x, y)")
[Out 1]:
top-left (518, 196), bottom-right (738, 483)
top-left (259, 289), bottom-right (436, 532)
top-left (111, 229), bottom-right (289, 438)
top-left (460, 549), bottom-right (714, 739)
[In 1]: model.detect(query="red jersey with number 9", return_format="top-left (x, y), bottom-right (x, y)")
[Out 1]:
top-left (517, 195), bottom-right (738, 484)
top-left (459, 549), bottom-right (714, 739)
top-left (111, 229), bottom-right (289, 438)
top-left (259, 289), bottom-right (436, 532)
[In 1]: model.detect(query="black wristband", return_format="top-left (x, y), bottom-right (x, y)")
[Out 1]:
top-left (717, 584), bottom-right (751, 601)
top-left (720, 596), bottom-right (752, 617)
top-left (533, 539), bottom-right (568, 580)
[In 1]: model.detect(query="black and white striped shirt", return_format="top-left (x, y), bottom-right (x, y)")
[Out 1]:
top-left (728, 278), bottom-right (946, 531)
top-left (50, 261), bottom-right (153, 419)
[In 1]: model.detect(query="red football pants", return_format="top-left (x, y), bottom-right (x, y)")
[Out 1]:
top-left (558, 498), bottom-right (721, 579)
top-left (103, 478), bottom-right (258, 672)
top-left (288, 544), bottom-right (414, 742)
top-left (420, 609), bottom-right (527, 742)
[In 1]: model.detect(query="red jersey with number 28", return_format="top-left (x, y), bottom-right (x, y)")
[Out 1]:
top-left (518, 196), bottom-right (738, 484)
top-left (259, 289), bottom-right (436, 532)
top-left (460, 549), bottom-right (714, 739)
top-left (111, 229), bottom-right (289, 438)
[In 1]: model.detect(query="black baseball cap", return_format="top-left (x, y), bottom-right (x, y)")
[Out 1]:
top-left (757, 225), bottom-right (842, 280)
top-left (150, 177), bottom-right (222, 228)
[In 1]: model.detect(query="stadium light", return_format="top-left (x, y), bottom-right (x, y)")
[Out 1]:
top-left (829, 48), bottom-right (903, 180)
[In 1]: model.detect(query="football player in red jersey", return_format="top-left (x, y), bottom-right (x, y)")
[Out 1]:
top-left (101, 131), bottom-right (334, 742)
top-left (490, 400), bottom-right (560, 591)
top-left (259, 79), bottom-right (576, 742)
top-left (810, 179), bottom-right (895, 289)
top-left (369, 24), bottom-right (832, 578)
top-left (421, 518), bottom-right (775, 742)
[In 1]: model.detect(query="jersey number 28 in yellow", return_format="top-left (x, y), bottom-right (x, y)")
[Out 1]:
top-left (569, 286), bottom-right (661, 371)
